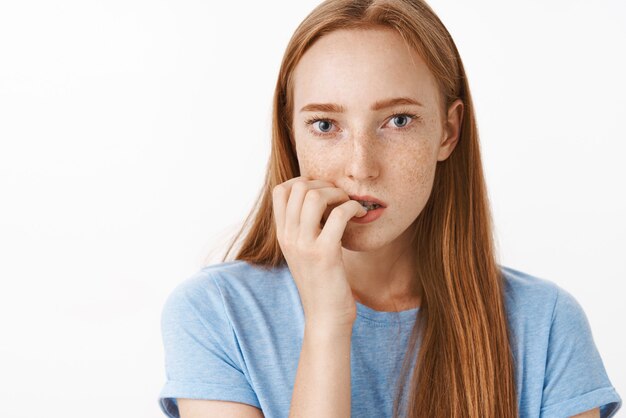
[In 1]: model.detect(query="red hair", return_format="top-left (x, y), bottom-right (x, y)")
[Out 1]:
top-left (218, 1), bottom-right (518, 416)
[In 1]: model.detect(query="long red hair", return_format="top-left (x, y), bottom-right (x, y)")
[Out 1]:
top-left (217, 1), bottom-right (518, 416)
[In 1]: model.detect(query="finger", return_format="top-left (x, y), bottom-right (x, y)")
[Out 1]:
top-left (284, 178), bottom-right (335, 237)
top-left (317, 200), bottom-right (367, 246)
top-left (272, 176), bottom-right (311, 235)
top-left (299, 187), bottom-right (365, 242)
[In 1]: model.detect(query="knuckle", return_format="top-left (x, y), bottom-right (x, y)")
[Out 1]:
top-left (292, 181), bottom-right (308, 194)
top-left (333, 205), bottom-right (348, 217)
top-left (272, 184), bottom-right (284, 198)
top-left (305, 189), bottom-right (322, 203)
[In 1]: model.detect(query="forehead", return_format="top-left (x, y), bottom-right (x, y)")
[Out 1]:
top-left (292, 28), bottom-right (439, 111)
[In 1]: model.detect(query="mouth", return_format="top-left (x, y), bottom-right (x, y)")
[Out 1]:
top-left (349, 194), bottom-right (387, 211)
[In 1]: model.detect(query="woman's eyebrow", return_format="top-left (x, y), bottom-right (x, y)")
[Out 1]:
top-left (299, 96), bottom-right (424, 113)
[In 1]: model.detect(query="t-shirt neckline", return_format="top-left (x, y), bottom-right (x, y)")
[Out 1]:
top-left (355, 300), bottom-right (419, 324)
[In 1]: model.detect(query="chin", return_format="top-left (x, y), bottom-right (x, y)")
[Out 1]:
top-left (340, 228), bottom-right (386, 252)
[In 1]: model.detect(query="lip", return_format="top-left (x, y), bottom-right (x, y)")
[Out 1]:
top-left (348, 194), bottom-right (387, 208)
top-left (350, 206), bottom-right (385, 224)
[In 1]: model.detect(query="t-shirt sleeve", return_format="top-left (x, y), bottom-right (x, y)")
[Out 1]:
top-left (540, 286), bottom-right (622, 418)
top-left (158, 272), bottom-right (261, 418)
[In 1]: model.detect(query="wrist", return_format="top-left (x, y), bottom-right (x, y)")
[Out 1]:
top-left (304, 320), bottom-right (354, 340)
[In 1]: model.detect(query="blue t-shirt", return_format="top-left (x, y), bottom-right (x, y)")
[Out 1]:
top-left (158, 261), bottom-right (622, 418)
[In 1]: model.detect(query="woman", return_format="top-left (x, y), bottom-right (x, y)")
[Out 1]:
top-left (159, 1), bottom-right (622, 417)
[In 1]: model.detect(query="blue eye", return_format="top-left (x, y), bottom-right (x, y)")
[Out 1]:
top-left (391, 115), bottom-right (410, 128)
top-left (316, 120), bottom-right (333, 133)
top-left (304, 117), bottom-right (338, 137)
top-left (304, 111), bottom-right (422, 138)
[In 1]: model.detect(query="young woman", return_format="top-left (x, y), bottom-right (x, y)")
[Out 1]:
top-left (159, 1), bottom-right (622, 417)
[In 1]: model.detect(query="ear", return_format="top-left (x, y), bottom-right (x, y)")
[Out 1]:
top-left (437, 98), bottom-right (464, 161)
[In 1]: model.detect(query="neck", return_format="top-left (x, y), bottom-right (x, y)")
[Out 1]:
top-left (342, 227), bottom-right (421, 311)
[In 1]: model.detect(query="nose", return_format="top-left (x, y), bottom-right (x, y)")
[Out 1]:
top-left (344, 130), bottom-right (380, 181)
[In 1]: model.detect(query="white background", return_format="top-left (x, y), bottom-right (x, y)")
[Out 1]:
top-left (0, 1), bottom-right (624, 417)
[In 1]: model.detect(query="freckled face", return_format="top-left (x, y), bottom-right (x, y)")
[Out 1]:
top-left (290, 28), bottom-right (450, 251)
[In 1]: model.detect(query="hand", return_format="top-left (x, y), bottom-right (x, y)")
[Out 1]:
top-left (272, 176), bottom-right (368, 330)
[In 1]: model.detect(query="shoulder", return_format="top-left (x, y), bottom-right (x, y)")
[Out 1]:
top-left (164, 260), bottom-right (290, 304)
top-left (161, 260), bottom-right (297, 328)
top-left (498, 265), bottom-right (602, 367)
top-left (498, 264), bottom-right (589, 339)
top-left (499, 264), bottom-right (562, 322)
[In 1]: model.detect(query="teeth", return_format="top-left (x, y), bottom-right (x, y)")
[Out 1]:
top-left (357, 200), bottom-right (381, 211)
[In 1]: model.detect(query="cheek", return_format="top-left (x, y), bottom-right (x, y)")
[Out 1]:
top-left (405, 147), bottom-right (435, 178)
top-left (393, 144), bottom-right (438, 196)
top-left (295, 141), bottom-right (338, 179)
